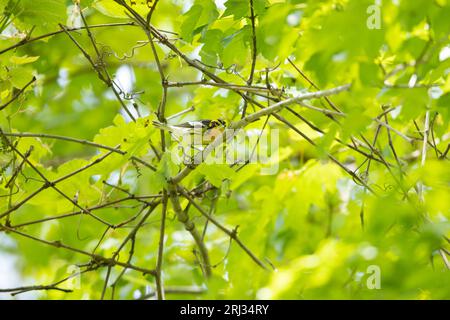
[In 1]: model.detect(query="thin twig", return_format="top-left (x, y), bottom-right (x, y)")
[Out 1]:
top-left (171, 84), bottom-right (351, 183)
top-left (179, 187), bottom-right (269, 270)
top-left (0, 23), bottom-right (138, 55)
top-left (59, 23), bottom-right (136, 121)
top-left (2, 131), bottom-right (156, 171)
top-left (155, 191), bottom-right (167, 300)
top-left (0, 224), bottom-right (156, 275)
top-left (137, 286), bottom-right (206, 300)
top-left (167, 183), bottom-right (212, 277)
top-left (0, 130), bottom-right (117, 220)
top-left (0, 76), bottom-right (36, 111)
top-left (247, 0), bottom-right (257, 86)
top-left (241, 0), bottom-right (258, 118)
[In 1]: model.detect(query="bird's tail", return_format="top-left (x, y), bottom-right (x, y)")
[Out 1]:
top-left (152, 120), bottom-right (173, 132)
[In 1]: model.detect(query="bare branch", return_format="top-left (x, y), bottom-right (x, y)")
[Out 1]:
top-left (179, 187), bottom-right (269, 271)
top-left (167, 183), bottom-right (212, 278)
top-left (0, 76), bottom-right (36, 111)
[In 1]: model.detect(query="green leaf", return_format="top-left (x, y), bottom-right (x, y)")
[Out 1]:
top-left (180, 0), bottom-right (218, 43)
top-left (359, 62), bottom-right (381, 86)
top-left (10, 55), bottom-right (39, 65)
top-left (221, 26), bottom-right (251, 67)
top-left (0, 0), bottom-right (8, 13)
top-left (180, 5), bottom-right (203, 43)
top-left (230, 164), bottom-right (258, 190)
top-left (9, 66), bottom-right (34, 88)
top-left (223, 0), bottom-right (267, 20)
top-left (149, 152), bottom-right (178, 190)
top-left (256, 3), bottom-right (298, 61)
top-left (93, 0), bottom-right (151, 18)
top-left (157, 152), bottom-right (178, 180)
top-left (223, 0), bottom-right (248, 20)
top-left (197, 163), bottom-right (236, 187)
top-left (16, 0), bottom-right (66, 33)
top-left (199, 29), bottom-right (224, 66)
top-left (340, 108), bottom-right (372, 141)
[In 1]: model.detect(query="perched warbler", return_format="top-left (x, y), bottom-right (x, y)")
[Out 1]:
top-left (152, 119), bottom-right (227, 145)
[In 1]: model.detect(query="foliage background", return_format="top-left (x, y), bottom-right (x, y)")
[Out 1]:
top-left (0, 0), bottom-right (449, 299)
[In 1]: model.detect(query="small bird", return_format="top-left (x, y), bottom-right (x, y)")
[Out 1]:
top-left (152, 119), bottom-right (227, 145)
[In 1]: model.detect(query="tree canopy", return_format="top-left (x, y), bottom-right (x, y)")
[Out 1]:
top-left (0, 0), bottom-right (449, 299)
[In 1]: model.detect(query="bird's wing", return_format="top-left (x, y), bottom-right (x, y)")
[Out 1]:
top-left (174, 120), bottom-right (210, 128)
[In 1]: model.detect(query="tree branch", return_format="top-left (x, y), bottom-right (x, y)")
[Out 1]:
top-left (172, 84), bottom-right (351, 183)
top-left (167, 183), bottom-right (212, 277)
top-left (0, 76), bottom-right (36, 111)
